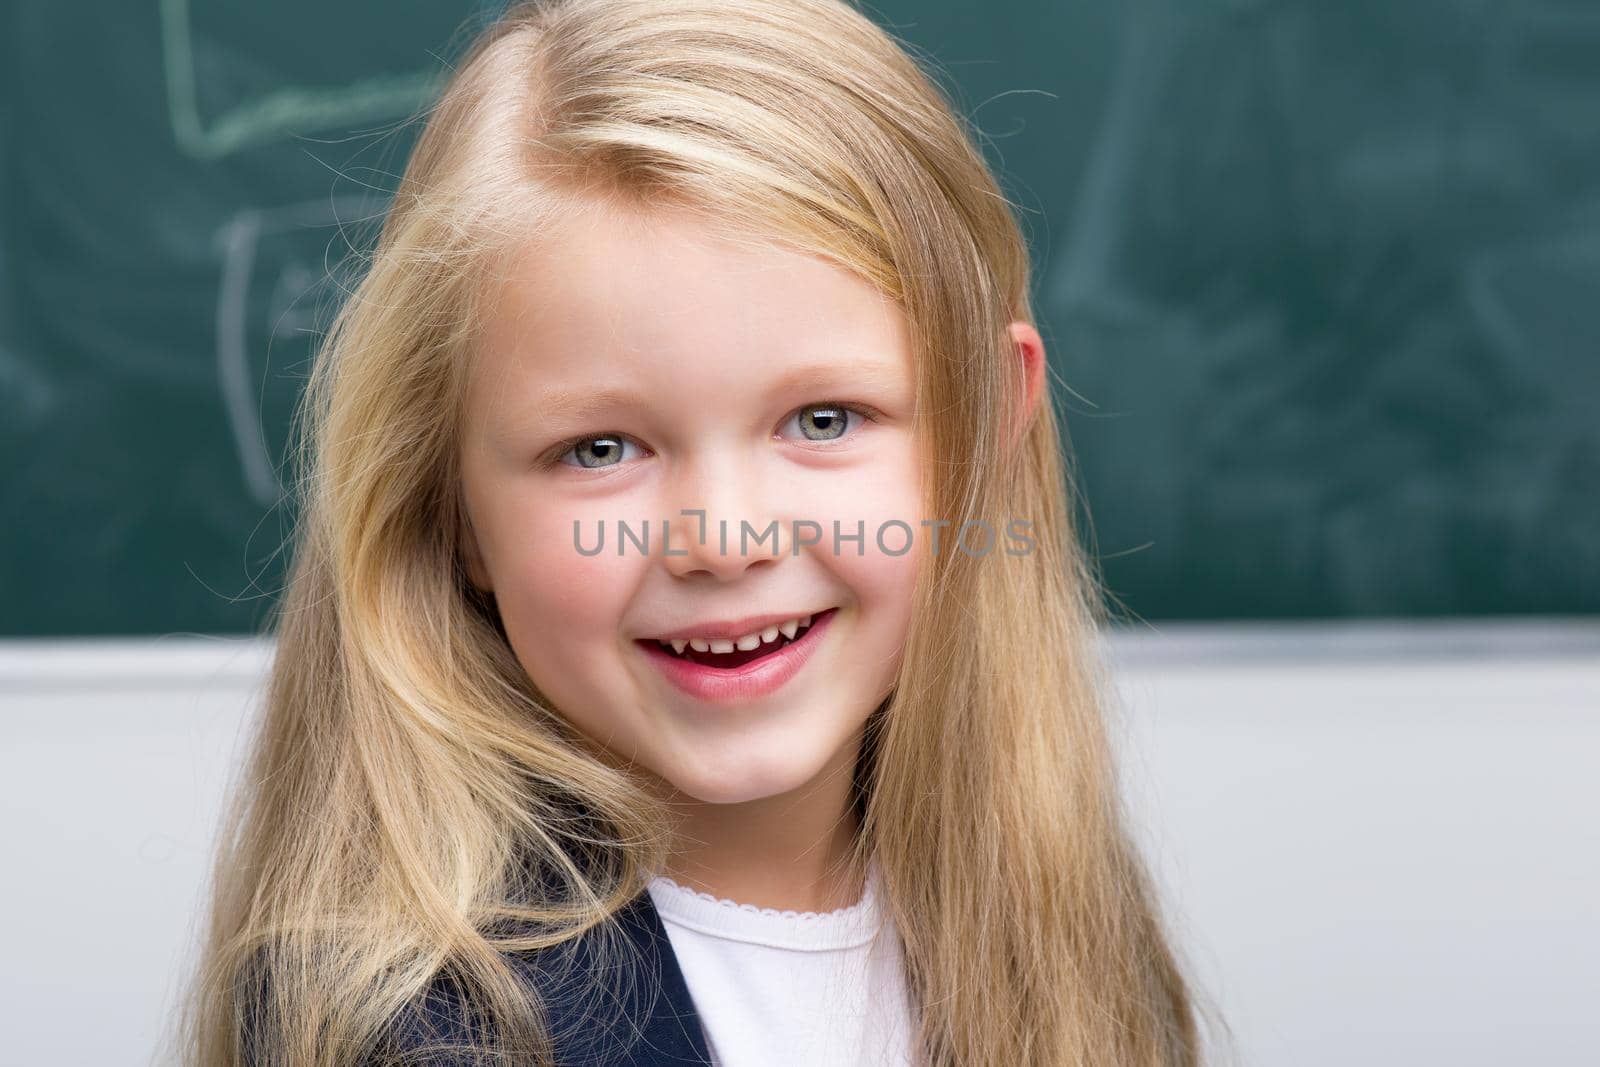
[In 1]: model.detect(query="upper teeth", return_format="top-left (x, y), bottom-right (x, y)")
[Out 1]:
top-left (659, 614), bottom-right (814, 655)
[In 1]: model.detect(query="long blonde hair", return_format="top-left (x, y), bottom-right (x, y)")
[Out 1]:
top-left (176, 0), bottom-right (1213, 1062)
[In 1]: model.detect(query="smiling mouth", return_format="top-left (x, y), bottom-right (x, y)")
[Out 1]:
top-left (636, 608), bottom-right (839, 670)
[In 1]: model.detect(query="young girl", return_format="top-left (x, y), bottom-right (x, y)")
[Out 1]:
top-left (179, 0), bottom-right (1211, 1063)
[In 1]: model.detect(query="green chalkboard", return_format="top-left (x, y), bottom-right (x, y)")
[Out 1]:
top-left (3, 0), bottom-right (1596, 637)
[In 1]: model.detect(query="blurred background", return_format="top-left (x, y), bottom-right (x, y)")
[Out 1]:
top-left (1, 1), bottom-right (1596, 1064)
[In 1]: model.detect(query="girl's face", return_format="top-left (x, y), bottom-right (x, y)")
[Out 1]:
top-left (458, 203), bottom-right (925, 807)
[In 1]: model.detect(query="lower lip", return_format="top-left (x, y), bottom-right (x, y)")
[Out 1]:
top-left (637, 608), bottom-right (839, 704)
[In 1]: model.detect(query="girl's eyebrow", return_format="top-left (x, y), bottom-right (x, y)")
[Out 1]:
top-left (531, 386), bottom-right (646, 423)
top-left (767, 360), bottom-right (907, 397)
top-left (504, 359), bottom-right (909, 441)
top-left (530, 361), bottom-right (906, 419)
top-left (486, 386), bottom-right (646, 449)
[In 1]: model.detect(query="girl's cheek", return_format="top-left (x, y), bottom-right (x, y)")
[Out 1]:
top-left (503, 494), bottom-right (643, 627)
top-left (485, 493), bottom-right (646, 725)
top-left (790, 438), bottom-right (926, 638)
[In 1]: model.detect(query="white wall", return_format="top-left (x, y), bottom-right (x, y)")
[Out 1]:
top-left (1105, 622), bottom-right (1600, 1065)
top-left (2, 622), bottom-right (1596, 1066)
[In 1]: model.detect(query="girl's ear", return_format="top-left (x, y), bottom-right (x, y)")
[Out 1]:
top-left (1005, 320), bottom-right (1046, 450)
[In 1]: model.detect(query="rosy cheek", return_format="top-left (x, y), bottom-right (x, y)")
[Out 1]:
top-left (493, 509), bottom-right (639, 720)
top-left (785, 445), bottom-right (924, 646)
top-left (512, 504), bottom-right (638, 626)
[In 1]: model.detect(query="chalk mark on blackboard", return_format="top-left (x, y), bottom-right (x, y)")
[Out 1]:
top-left (1463, 227), bottom-right (1600, 417)
top-left (0, 344), bottom-right (58, 429)
top-left (215, 198), bottom-right (372, 505)
top-left (160, 0), bottom-right (443, 160)
top-left (1050, 0), bottom-right (1186, 318)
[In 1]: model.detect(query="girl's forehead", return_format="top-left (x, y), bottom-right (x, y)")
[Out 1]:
top-left (470, 204), bottom-right (915, 398)
top-left (491, 205), bottom-right (892, 326)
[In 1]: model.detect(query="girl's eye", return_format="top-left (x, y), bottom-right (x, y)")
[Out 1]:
top-left (553, 433), bottom-right (644, 470)
top-left (781, 402), bottom-right (879, 444)
top-left (547, 401), bottom-right (880, 471)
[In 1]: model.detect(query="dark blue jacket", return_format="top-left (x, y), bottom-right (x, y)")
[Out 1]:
top-left (244, 887), bottom-right (713, 1066)
top-left (380, 887), bottom-right (713, 1065)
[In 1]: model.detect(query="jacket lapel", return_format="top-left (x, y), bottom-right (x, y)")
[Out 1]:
top-left (387, 886), bottom-right (713, 1065)
top-left (526, 885), bottom-right (714, 1065)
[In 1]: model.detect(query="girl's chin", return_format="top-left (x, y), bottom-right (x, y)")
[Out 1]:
top-left (660, 767), bottom-right (825, 807)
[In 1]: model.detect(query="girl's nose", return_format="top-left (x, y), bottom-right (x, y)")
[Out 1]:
top-left (660, 465), bottom-right (787, 581)
top-left (661, 508), bottom-right (788, 580)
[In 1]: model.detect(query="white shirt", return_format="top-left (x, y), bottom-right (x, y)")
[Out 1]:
top-left (645, 857), bottom-right (919, 1066)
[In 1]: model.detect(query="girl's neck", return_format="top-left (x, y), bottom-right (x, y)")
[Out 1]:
top-left (661, 804), bottom-right (865, 914)
top-left (655, 732), bottom-right (868, 913)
